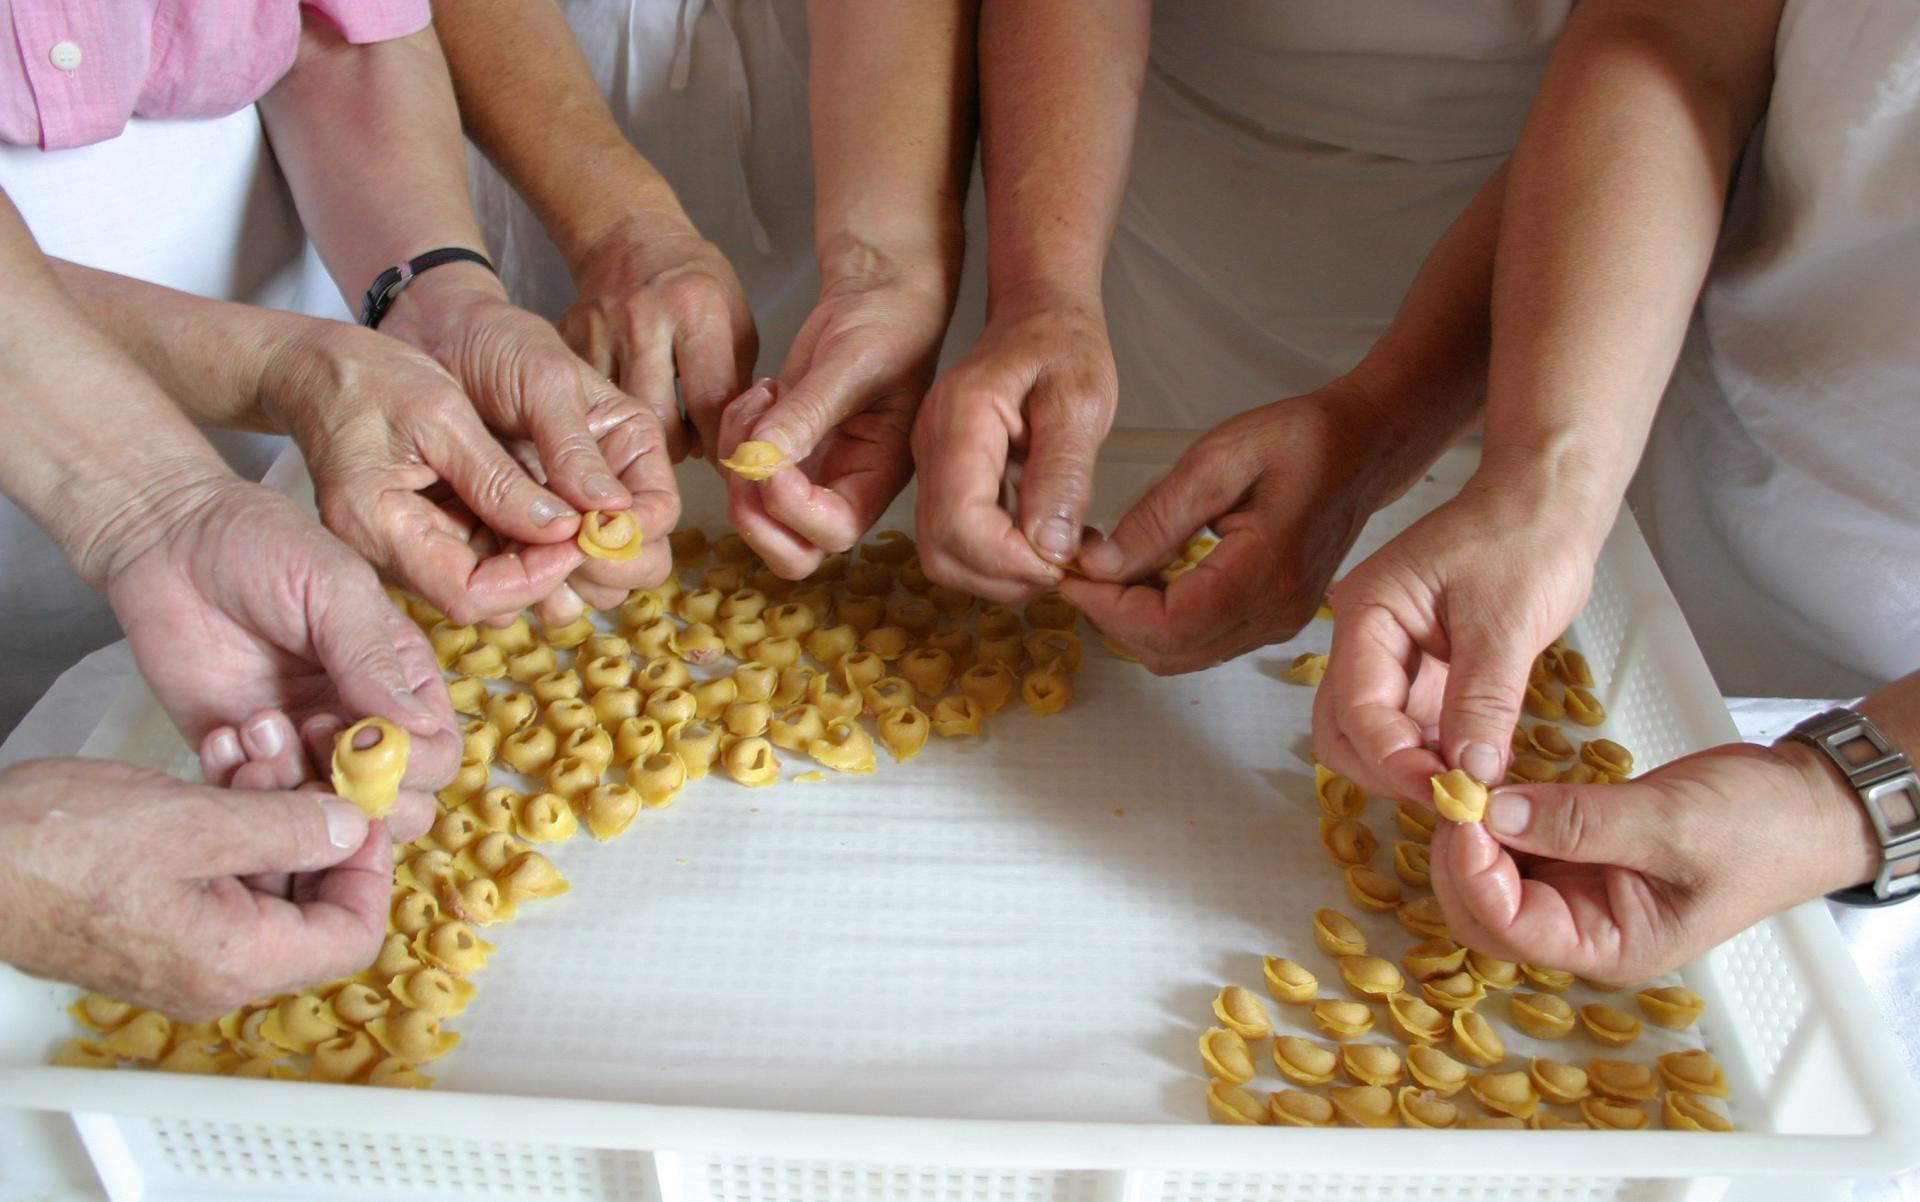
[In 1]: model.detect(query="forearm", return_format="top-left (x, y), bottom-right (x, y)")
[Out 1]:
top-left (49, 261), bottom-right (311, 432)
top-left (977, 0), bottom-right (1148, 306)
top-left (1480, 0), bottom-right (1783, 539)
top-left (1774, 670), bottom-right (1920, 897)
top-left (0, 197), bottom-right (236, 587)
top-left (432, 0), bottom-right (691, 275)
top-left (808, 0), bottom-right (978, 293)
top-left (258, 18), bottom-right (500, 314)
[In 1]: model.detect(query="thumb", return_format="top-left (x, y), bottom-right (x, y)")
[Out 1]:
top-left (1075, 440), bottom-right (1251, 581)
top-left (754, 343), bottom-right (884, 467)
top-left (1436, 621), bottom-right (1539, 787)
top-left (308, 563), bottom-right (449, 742)
top-left (1017, 374), bottom-right (1112, 566)
top-left (414, 398), bottom-right (580, 545)
top-left (1483, 779), bottom-right (1669, 867)
top-left (177, 787), bottom-right (372, 879)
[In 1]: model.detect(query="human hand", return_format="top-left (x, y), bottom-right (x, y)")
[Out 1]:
top-left (556, 215), bottom-right (756, 463)
top-left (1430, 740), bottom-right (1880, 985)
top-left (1061, 386), bottom-right (1397, 674)
top-left (0, 757), bottom-right (392, 1019)
top-left (717, 258), bottom-right (953, 578)
top-left (98, 478), bottom-right (459, 805)
top-left (1313, 465), bottom-right (1613, 804)
top-left (912, 284), bottom-right (1116, 602)
top-left (379, 267), bottom-right (680, 616)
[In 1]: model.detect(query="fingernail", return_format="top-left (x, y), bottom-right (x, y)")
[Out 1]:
top-left (246, 716), bottom-right (285, 757)
top-left (1079, 540), bottom-right (1123, 578)
top-left (322, 799), bottom-right (367, 849)
top-left (1032, 516), bottom-right (1079, 562)
top-left (1488, 792), bottom-right (1532, 836)
top-left (586, 474), bottom-right (623, 501)
top-left (529, 497), bottom-right (574, 527)
top-left (207, 728), bottom-right (242, 769)
top-left (1461, 741), bottom-right (1503, 785)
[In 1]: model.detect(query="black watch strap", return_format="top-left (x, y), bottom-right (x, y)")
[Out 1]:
top-left (358, 247), bottom-right (496, 330)
top-left (1786, 707), bottom-right (1920, 907)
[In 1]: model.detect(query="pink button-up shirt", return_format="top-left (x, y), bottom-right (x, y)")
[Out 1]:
top-left (1, 1), bottom-right (430, 150)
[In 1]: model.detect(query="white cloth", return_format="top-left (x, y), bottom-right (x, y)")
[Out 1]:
top-left (1103, 1), bottom-right (1570, 427)
top-left (0, 109), bottom-right (342, 738)
top-left (1630, 0), bottom-right (1920, 698)
top-left (468, 0), bottom-right (820, 374)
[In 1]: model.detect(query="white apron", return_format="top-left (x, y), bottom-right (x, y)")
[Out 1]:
top-left (1630, 0), bottom-right (1920, 699)
top-left (0, 109), bottom-right (334, 737)
top-left (1104, 1), bottom-right (1571, 428)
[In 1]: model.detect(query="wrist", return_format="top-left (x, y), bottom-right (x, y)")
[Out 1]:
top-left (1468, 437), bottom-right (1623, 551)
top-left (374, 260), bottom-right (507, 346)
top-left (817, 228), bottom-right (963, 302)
top-left (558, 188), bottom-right (703, 286)
top-left (71, 456), bottom-right (238, 591)
top-left (1768, 737), bottom-right (1884, 897)
top-left (985, 275), bottom-right (1104, 327)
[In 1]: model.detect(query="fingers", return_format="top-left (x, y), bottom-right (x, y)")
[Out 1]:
top-left (1481, 780), bottom-right (1673, 868)
top-left (411, 395), bottom-right (580, 545)
top-left (675, 311), bottom-right (746, 464)
top-left (357, 490), bottom-right (581, 625)
top-left (1436, 621), bottom-right (1539, 787)
top-left (567, 375), bottom-right (681, 593)
top-left (617, 334), bottom-right (690, 462)
top-left (753, 335), bottom-right (881, 470)
top-left (1319, 600), bottom-right (1448, 801)
top-left (912, 381), bottom-right (1062, 602)
top-left (1062, 525), bottom-right (1275, 674)
top-left (719, 381), bottom-right (824, 577)
top-left (1076, 447), bottom-right (1252, 582)
top-left (1016, 375), bottom-right (1114, 568)
top-left (200, 727), bottom-right (245, 787)
top-left (174, 786), bottom-right (372, 878)
top-left (757, 398), bottom-right (917, 567)
top-left (515, 360), bottom-right (630, 513)
top-left (305, 577), bottom-right (462, 790)
top-left (211, 818), bottom-right (392, 994)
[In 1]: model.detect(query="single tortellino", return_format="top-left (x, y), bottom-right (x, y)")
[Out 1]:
top-left (1314, 764), bottom-right (1367, 819)
top-left (772, 665), bottom-right (819, 708)
top-left (576, 510), bottom-right (643, 560)
top-left (1313, 908), bottom-right (1367, 957)
top-left (1468, 1071), bottom-right (1540, 1119)
top-left (898, 647), bottom-right (956, 697)
top-left (1272, 1036), bottom-right (1337, 1086)
top-left (718, 614), bottom-right (770, 660)
top-left (974, 605), bottom-right (1021, 639)
top-left (1395, 800), bottom-right (1439, 844)
top-left (413, 919), bottom-right (496, 976)
top-left (1578, 1002), bottom-right (1642, 1048)
top-left (956, 663), bottom-right (1016, 714)
top-left (671, 622), bottom-right (727, 665)
top-left (1204, 1080), bottom-right (1269, 1126)
top-left (1657, 1050), bottom-right (1729, 1098)
top-left (1662, 1091), bottom-right (1733, 1132)
top-left (51, 1038), bottom-right (117, 1070)
top-left (461, 719), bottom-right (501, 765)
top-left (1582, 738), bottom-right (1634, 777)
top-left (542, 614), bottom-right (596, 651)
top-left (1509, 992), bottom-right (1575, 1040)
top-left (391, 887), bottom-right (442, 936)
top-left (770, 704), bottom-right (826, 752)
top-left (330, 717), bottom-right (410, 819)
top-left (329, 983), bottom-right (393, 1028)
top-left (1310, 1000), bottom-right (1374, 1040)
top-left (438, 757), bottom-right (489, 806)
top-left (1024, 629), bottom-right (1083, 673)
top-left (258, 995), bottom-right (337, 1056)
top-left (732, 661), bottom-right (778, 703)
top-left (844, 561), bottom-right (894, 598)
top-left (369, 930), bottom-right (426, 982)
top-left (1338, 955), bottom-right (1404, 1001)
top-left (1269, 1090), bottom-right (1337, 1128)
top-left (1507, 754), bottom-right (1559, 784)
top-left (922, 626), bottom-right (975, 669)
top-left (631, 616), bottom-right (678, 660)
top-left (1579, 1096), bottom-right (1650, 1131)
top-left (1320, 819), bottom-right (1377, 869)
top-left (886, 596), bottom-right (938, 638)
top-left (456, 830), bottom-right (528, 879)
top-left (544, 752), bottom-right (601, 800)
top-left (666, 720), bottom-right (724, 780)
top-left (704, 563), bottom-right (748, 594)
top-left (838, 651), bottom-right (887, 692)
top-left (446, 676), bottom-right (487, 716)
top-left (474, 616), bottom-right (534, 654)
top-left (1521, 963), bottom-right (1576, 992)
top-left (1285, 652), bottom-right (1328, 686)
top-left (1450, 1010), bottom-right (1505, 1068)
top-left (429, 621), bottom-right (479, 668)
top-left (929, 585), bottom-right (975, 620)
top-left (1392, 841), bottom-right (1432, 888)
top-left (543, 698), bottom-right (599, 738)
top-left (580, 654), bottom-right (634, 695)
top-left (1342, 1043), bottom-right (1404, 1088)
top-left (367, 1008), bottom-right (460, 1065)
top-left (805, 623), bottom-right (859, 667)
top-left (718, 587), bottom-right (769, 621)
top-left (724, 698), bottom-right (773, 738)
top-left (1527, 1057), bottom-right (1591, 1105)
top-left (1396, 895), bottom-right (1450, 940)
top-left (878, 706), bottom-right (930, 762)
top-left (723, 737), bottom-right (781, 788)
top-left (676, 587), bottom-right (724, 625)
top-left (1021, 666), bottom-right (1073, 716)
top-left (1329, 1084), bottom-right (1399, 1128)
top-left (506, 643), bottom-right (558, 684)
top-left (584, 783), bottom-right (644, 840)
top-left (1565, 685), bottom-right (1606, 726)
top-left (1430, 768), bottom-right (1488, 823)
top-left (583, 631), bottom-right (633, 661)
top-left (1385, 992), bottom-right (1448, 1045)
top-left (808, 718), bottom-right (877, 774)
top-left (1407, 1045), bottom-right (1470, 1097)
top-left (69, 993), bottom-right (137, 1034)
top-left (1397, 1086), bottom-right (1460, 1130)
top-left (634, 751), bottom-right (688, 807)
top-left (690, 676), bottom-right (740, 721)
top-left (497, 849), bottom-right (569, 902)
top-left (389, 965), bottom-right (474, 1019)
top-left (1524, 682), bottom-right (1567, 721)
top-left (1343, 865), bottom-right (1402, 913)
top-left (837, 593), bottom-right (886, 635)
top-left (486, 691), bottom-right (537, 739)
top-left (517, 791), bottom-right (580, 841)
top-left (102, 1011), bottom-right (174, 1061)
top-left (1199, 1027), bottom-right (1256, 1084)
top-left (638, 655), bottom-right (693, 692)
top-left (591, 686), bottom-right (643, 726)
top-left (1262, 956), bottom-right (1317, 1004)
top-left (931, 695), bottom-right (987, 737)
top-left (454, 643), bottom-right (508, 680)
top-left (617, 589), bottom-right (667, 633)
top-left (499, 725), bottom-right (559, 776)
top-left (1211, 985), bottom-right (1272, 1040)
top-left (1400, 938), bottom-right (1467, 983)
top-left (309, 1030), bottom-right (381, 1084)
top-left (615, 716), bottom-right (667, 764)
top-left (1587, 1058), bottom-right (1658, 1103)
top-left (1420, 972), bottom-right (1485, 1014)
top-left (1464, 950), bottom-right (1521, 992)
top-left (863, 677), bottom-right (917, 717)
top-left (976, 633), bottom-right (1027, 670)
top-left (749, 635), bottom-right (803, 669)
top-left (646, 687), bottom-right (699, 727)
top-left (807, 674), bottom-right (864, 721)
top-left (1529, 723), bottom-right (1576, 760)
top-left (1023, 591), bottom-right (1079, 631)
top-left (860, 624), bottom-right (911, 661)
top-left (395, 847), bottom-right (459, 894)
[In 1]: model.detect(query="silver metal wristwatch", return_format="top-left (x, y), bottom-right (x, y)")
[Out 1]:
top-left (1786, 707), bottom-right (1920, 906)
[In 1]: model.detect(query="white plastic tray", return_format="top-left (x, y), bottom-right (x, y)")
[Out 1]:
top-left (1, 431), bottom-right (1915, 1202)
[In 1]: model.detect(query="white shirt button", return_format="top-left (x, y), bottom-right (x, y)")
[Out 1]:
top-left (49, 41), bottom-right (82, 71)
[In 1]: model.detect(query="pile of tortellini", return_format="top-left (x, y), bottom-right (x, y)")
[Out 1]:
top-left (50, 527), bottom-right (1086, 1086)
top-left (1202, 637), bottom-right (1734, 1132)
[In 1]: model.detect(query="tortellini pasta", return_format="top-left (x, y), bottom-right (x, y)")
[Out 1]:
top-left (722, 737), bottom-right (781, 788)
top-left (1429, 769), bottom-right (1488, 823)
top-left (331, 717), bottom-right (410, 819)
top-left (807, 718), bottom-right (877, 774)
top-left (576, 510), bottom-right (643, 560)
